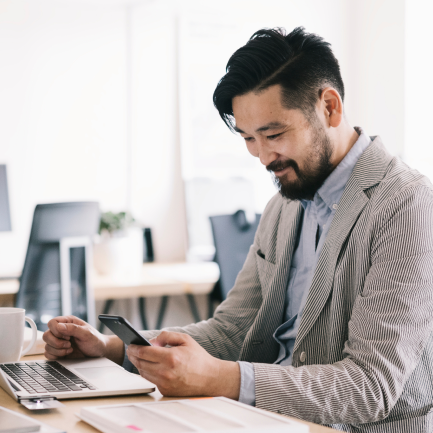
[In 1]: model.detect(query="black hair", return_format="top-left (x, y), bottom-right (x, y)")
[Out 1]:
top-left (213, 27), bottom-right (345, 132)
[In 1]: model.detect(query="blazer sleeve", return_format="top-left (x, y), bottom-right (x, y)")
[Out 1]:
top-left (253, 185), bottom-right (433, 425)
top-left (138, 194), bottom-right (282, 362)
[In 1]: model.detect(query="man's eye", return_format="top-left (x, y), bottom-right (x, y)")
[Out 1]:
top-left (267, 133), bottom-right (282, 140)
top-left (244, 137), bottom-right (254, 142)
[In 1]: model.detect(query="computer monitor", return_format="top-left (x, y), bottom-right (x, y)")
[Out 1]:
top-left (16, 202), bottom-right (100, 330)
top-left (0, 165), bottom-right (11, 232)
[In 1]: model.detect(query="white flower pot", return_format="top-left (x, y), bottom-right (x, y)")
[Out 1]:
top-left (93, 228), bottom-right (143, 278)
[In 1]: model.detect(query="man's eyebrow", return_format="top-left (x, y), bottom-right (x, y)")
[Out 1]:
top-left (234, 122), bottom-right (286, 134)
top-left (256, 122), bottom-right (286, 132)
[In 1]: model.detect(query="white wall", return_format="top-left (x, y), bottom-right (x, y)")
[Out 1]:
top-left (0, 0), bottom-right (129, 274)
top-left (0, 0), bottom-right (351, 275)
top-left (0, 0), bottom-right (406, 275)
top-left (343, 0), bottom-right (405, 157)
top-left (404, 0), bottom-right (433, 179)
top-left (129, 2), bottom-right (187, 264)
top-left (0, 0), bottom-right (409, 326)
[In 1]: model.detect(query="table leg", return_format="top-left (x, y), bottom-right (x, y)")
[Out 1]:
top-left (156, 295), bottom-right (169, 329)
top-left (208, 295), bottom-right (214, 319)
top-left (139, 297), bottom-right (148, 330)
top-left (186, 294), bottom-right (200, 323)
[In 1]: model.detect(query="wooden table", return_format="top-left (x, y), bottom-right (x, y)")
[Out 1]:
top-left (0, 262), bottom-right (219, 303)
top-left (92, 262), bottom-right (220, 329)
top-left (0, 355), bottom-right (337, 433)
top-left (92, 262), bottom-right (219, 300)
top-left (0, 278), bottom-right (19, 307)
top-left (0, 262), bottom-right (220, 327)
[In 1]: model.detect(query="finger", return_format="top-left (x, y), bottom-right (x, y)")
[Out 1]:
top-left (43, 330), bottom-right (72, 350)
top-left (127, 354), bottom-right (175, 386)
top-left (54, 322), bottom-right (91, 341)
top-left (44, 345), bottom-right (74, 359)
top-left (47, 316), bottom-right (88, 338)
top-left (134, 367), bottom-right (179, 397)
top-left (153, 331), bottom-right (191, 348)
top-left (65, 315), bottom-right (88, 327)
top-left (128, 353), bottom-right (159, 372)
top-left (49, 315), bottom-right (87, 326)
top-left (46, 319), bottom-right (70, 340)
top-left (44, 351), bottom-right (60, 361)
top-left (149, 336), bottom-right (162, 346)
top-left (127, 344), bottom-right (169, 363)
top-left (135, 368), bottom-right (161, 388)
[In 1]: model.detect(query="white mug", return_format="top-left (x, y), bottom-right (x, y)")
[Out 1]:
top-left (0, 308), bottom-right (38, 363)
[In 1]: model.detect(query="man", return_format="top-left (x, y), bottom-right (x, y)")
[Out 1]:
top-left (43, 27), bottom-right (433, 432)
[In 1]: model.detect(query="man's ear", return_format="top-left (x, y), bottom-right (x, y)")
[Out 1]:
top-left (320, 87), bottom-right (343, 128)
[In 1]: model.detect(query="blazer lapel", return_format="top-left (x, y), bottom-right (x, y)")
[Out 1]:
top-left (293, 137), bottom-right (393, 352)
top-left (277, 200), bottom-right (303, 264)
top-left (240, 200), bottom-right (303, 362)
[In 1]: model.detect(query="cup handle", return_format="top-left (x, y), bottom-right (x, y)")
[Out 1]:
top-left (22, 317), bottom-right (38, 356)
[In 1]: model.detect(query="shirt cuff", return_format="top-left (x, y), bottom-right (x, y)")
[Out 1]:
top-left (237, 361), bottom-right (256, 406)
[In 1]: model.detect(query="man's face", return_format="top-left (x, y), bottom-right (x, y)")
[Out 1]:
top-left (232, 85), bottom-right (334, 201)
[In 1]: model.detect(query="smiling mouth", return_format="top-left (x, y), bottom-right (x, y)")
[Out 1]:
top-left (273, 166), bottom-right (293, 176)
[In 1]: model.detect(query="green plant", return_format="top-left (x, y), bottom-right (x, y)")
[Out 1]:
top-left (99, 211), bottom-right (135, 234)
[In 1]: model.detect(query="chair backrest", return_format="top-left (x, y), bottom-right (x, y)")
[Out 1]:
top-left (16, 202), bottom-right (100, 330)
top-left (209, 210), bottom-right (260, 300)
top-left (185, 177), bottom-right (256, 261)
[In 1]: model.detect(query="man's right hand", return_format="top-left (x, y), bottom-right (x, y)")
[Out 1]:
top-left (43, 316), bottom-right (124, 365)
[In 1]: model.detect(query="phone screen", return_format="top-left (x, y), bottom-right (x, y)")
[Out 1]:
top-left (98, 315), bottom-right (152, 346)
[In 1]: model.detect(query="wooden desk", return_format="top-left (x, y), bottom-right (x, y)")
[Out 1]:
top-left (93, 262), bottom-right (220, 328)
top-left (0, 278), bottom-right (19, 306)
top-left (0, 262), bottom-right (219, 301)
top-left (92, 262), bottom-right (219, 300)
top-left (0, 355), bottom-right (337, 433)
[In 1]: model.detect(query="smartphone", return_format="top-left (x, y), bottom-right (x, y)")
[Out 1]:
top-left (98, 314), bottom-right (152, 346)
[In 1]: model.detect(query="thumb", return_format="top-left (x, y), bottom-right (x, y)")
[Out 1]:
top-left (153, 331), bottom-right (190, 348)
top-left (57, 322), bottom-right (89, 341)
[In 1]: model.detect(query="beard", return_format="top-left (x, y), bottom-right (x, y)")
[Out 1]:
top-left (267, 122), bottom-right (334, 201)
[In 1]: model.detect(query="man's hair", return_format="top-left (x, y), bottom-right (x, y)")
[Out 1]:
top-left (213, 27), bottom-right (345, 132)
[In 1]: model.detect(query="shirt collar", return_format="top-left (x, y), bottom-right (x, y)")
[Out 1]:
top-left (302, 127), bottom-right (371, 210)
top-left (314, 126), bottom-right (371, 209)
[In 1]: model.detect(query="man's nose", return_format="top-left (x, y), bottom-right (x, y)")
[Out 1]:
top-left (257, 141), bottom-right (278, 167)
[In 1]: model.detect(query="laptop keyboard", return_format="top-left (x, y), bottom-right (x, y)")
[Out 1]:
top-left (0, 361), bottom-right (96, 394)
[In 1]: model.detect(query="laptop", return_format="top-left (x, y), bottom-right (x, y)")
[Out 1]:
top-left (0, 357), bottom-right (155, 403)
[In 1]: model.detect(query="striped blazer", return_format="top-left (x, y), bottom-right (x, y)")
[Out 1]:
top-left (143, 136), bottom-right (433, 432)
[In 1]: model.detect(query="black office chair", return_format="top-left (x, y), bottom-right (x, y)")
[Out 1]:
top-left (208, 210), bottom-right (261, 316)
top-left (16, 202), bottom-right (100, 331)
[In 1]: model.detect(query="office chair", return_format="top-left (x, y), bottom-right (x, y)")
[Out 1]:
top-left (208, 210), bottom-right (261, 317)
top-left (16, 202), bottom-right (100, 331)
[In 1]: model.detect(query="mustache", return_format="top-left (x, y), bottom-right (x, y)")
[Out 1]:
top-left (266, 159), bottom-right (299, 175)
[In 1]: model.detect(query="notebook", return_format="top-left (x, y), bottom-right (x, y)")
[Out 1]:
top-left (77, 397), bottom-right (309, 433)
top-left (0, 406), bottom-right (64, 433)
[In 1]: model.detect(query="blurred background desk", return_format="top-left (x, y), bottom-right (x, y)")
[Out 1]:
top-left (0, 277), bottom-right (20, 307)
top-left (0, 262), bottom-right (220, 330)
top-left (94, 262), bottom-right (219, 331)
top-left (93, 262), bottom-right (219, 300)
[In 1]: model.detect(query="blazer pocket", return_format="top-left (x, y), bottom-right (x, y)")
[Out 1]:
top-left (255, 251), bottom-right (276, 297)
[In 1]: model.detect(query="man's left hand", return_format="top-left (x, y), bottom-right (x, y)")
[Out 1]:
top-left (126, 331), bottom-right (240, 399)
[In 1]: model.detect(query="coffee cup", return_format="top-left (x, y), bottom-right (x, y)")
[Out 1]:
top-left (0, 308), bottom-right (38, 363)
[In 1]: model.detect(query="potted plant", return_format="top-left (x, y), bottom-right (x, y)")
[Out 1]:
top-left (93, 211), bottom-right (144, 278)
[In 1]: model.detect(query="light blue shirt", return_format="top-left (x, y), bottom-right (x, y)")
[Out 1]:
top-left (238, 128), bottom-right (371, 405)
